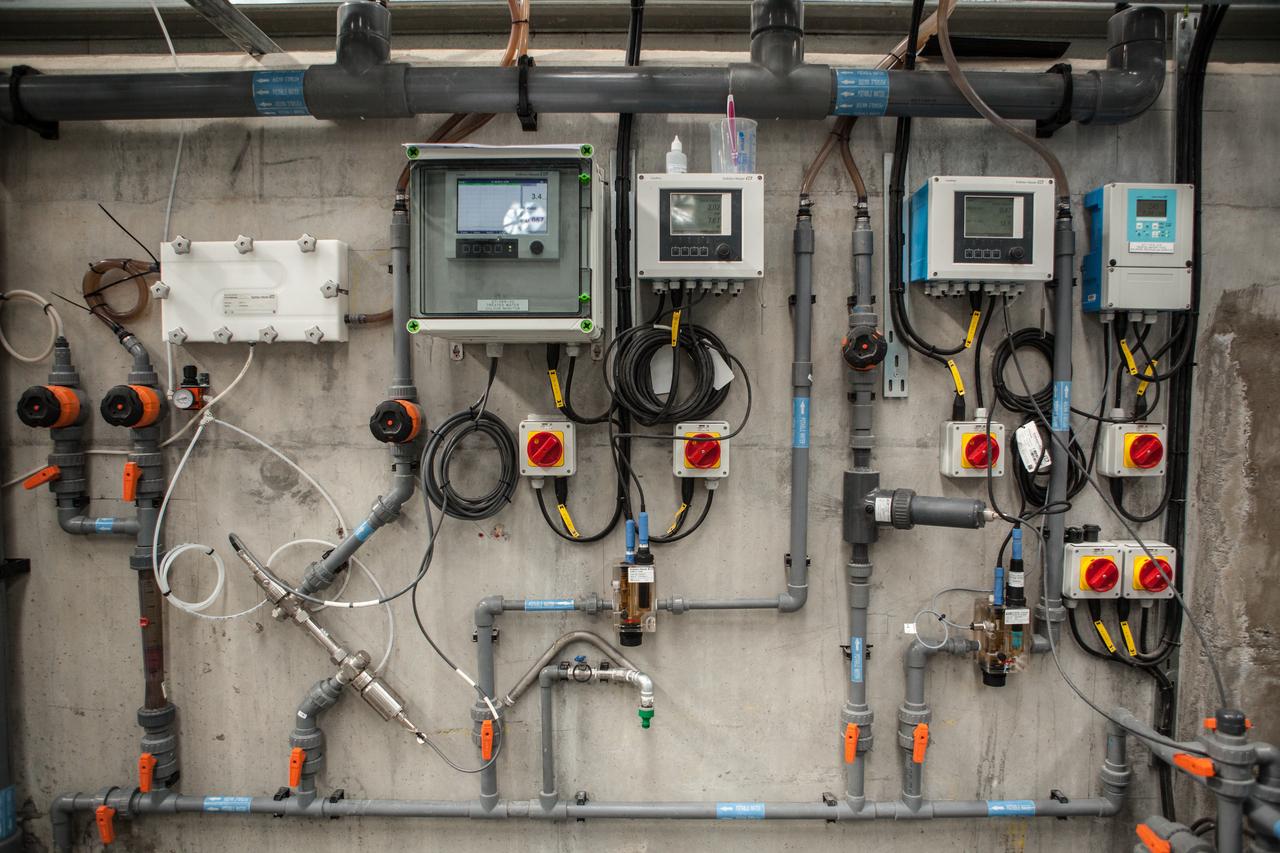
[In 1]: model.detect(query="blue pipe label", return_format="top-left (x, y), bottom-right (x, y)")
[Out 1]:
top-left (524, 599), bottom-right (575, 611)
top-left (252, 70), bottom-right (309, 116)
top-left (792, 397), bottom-right (810, 449)
top-left (0, 785), bottom-right (14, 837)
top-left (849, 636), bottom-right (864, 683)
top-left (1051, 381), bottom-right (1071, 432)
top-left (94, 518), bottom-right (115, 533)
top-left (203, 796), bottom-right (253, 813)
top-left (716, 802), bottom-right (765, 820)
top-left (833, 69), bottom-right (890, 116)
top-left (354, 521), bottom-right (375, 542)
top-left (986, 800), bottom-right (1036, 816)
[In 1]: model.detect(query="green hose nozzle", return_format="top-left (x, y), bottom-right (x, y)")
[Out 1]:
top-left (638, 708), bottom-right (654, 729)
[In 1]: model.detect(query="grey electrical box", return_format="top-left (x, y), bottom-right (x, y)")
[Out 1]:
top-left (407, 144), bottom-right (605, 344)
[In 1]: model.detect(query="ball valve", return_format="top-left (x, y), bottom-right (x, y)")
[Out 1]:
top-left (100, 384), bottom-right (163, 429)
top-left (369, 399), bottom-right (423, 444)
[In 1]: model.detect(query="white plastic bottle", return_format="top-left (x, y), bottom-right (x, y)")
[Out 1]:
top-left (665, 135), bottom-right (687, 174)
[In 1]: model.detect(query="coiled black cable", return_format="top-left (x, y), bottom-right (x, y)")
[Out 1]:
top-left (606, 319), bottom-right (733, 427)
top-left (992, 327), bottom-right (1055, 415)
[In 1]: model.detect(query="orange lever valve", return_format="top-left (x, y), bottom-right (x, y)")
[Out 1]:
top-left (480, 719), bottom-right (494, 761)
top-left (95, 805), bottom-right (116, 845)
top-left (1135, 822), bottom-right (1172, 853)
top-left (844, 723), bottom-right (860, 765)
top-left (1173, 753), bottom-right (1215, 778)
top-left (122, 461), bottom-right (141, 502)
top-left (22, 465), bottom-right (60, 490)
top-left (1203, 716), bottom-right (1251, 732)
top-left (289, 747), bottom-right (305, 787)
top-left (138, 753), bottom-right (156, 793)
top-left (911, 723), bottom-right (929, 764)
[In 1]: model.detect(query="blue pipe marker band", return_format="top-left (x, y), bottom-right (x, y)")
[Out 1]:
top-left (716, 802), bottom-right (766, 819)
top-left (203, 796), bottom-right (253, 813)
top-left (833, 69), bottom-right (890, 116)
top-left (850, 636), bottom-right (864, 683)
top-left (94, 518), bottom-right (115, 533)
top-left (524, 599), bottom-right (575, 611)
top-left (986, 800), bottom-right (1036, 816)
top-left (0, 786), bottom-right (14, 837)
top-left (1051, 381), bottom-right (1071, 432)
top-left (252, 70), bottom-right (309, 116)
top-left (792, 397), bottom-right (810, 448)
top-left (354, 521), bottom-right (375, 542)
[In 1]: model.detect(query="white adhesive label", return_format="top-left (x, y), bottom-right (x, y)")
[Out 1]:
top-left (1128, 242), bottom-right (1175, 254)
top-left (628, 565), bottom-right (655, 583)
top-left (874, 496), bottom-right (893, 523)
top-left (1015, 421), bottom-right (1051, 473)
top-left (707, 345), bottom-right (735, 390)
top-left (297, 710), bottom-right (309, 720)
top-left (1008, 572), bottom-right (1025, 589)
top-left (476, 298), bottom-right (529, 312)
top-left (222, 292), bottom-right (278, 316)
top-left (1004, 607), bottom-right (1031, 626)
top-left (903, 623), bottom-right (918, 635)
top-left (650, 347), bottom-right (674, 395)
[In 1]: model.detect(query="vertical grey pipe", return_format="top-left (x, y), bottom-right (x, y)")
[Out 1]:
top-left (538, 669), bottom-right (558, 813)
top-left (1036, 214), bottom-right (1075, 645)
top-left (899, 638), bottom-right (978, 809)
top-left (389, 202), bottom-right (415, 402)
top-left (782, 204), bottom-right (815, 613)
top-left (844, 558), bottom-right (873, 808)
top-left (474, 602), bottom-right (500, 812)
top-left (0, 490), bottom-right (18, 853)
top-left (750, 0), bottom-right (804, 75)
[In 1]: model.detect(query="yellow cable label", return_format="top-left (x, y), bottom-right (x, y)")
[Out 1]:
top-left (666, 503), bottom-right (690, 536)
top-left (1093, 620), bottom-right (1118, 654)
top-left (1136, 360), bottom-right (1158, 398)
top-left (547, 370), bottom-right (565, 409)
top-left (556, 503), bottom-right (580, 538)
top-left (1119, 339), bottom-right (1139, 376)
top-left (670, 310), bottom-right (681, 347)
top-left (1119, 620), bottom-right (1138, 656)
top-left (964, 311), bottom-right (981, 349)
top-left (946, 359), bottom-right (965, 397)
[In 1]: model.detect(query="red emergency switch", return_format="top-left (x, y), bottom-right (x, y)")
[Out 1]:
top-left (683, 433), bottom-right (722, 470)
top-left (1126, 433), bottom-right (1164, 469)
top-left (1083, 557), bottom-right (1120, 593)
top-left (1136, 557), bottom-right (1172, 593)
top-left (526, 431), bottom-right (565, 468)
top-left (962, 433), bottom-right (999, 469)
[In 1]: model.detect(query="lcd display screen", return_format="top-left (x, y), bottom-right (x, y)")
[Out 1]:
top-left (963, 196), bottom-right (1017, 238)
top-left (1135, 199), bottom-right (1167, 219)
top-left (669, 193), bottom-right (726, 235)
top-left (456, 178), bottom-right (549, 235)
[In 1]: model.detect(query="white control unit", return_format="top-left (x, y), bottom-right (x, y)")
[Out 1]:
top-left (158, 235), bottom-right (349, 345)
top-left (909, 176), bottom-right (1055, 297)
top-left (1117, 541), bottom-right (1177, 601)
top-left (1062, 541), bottom-right (1125, 602)
top-left (1097, 419), bottom-right (1167, 478)
top-left (1082, 183), bottom-right (1194, 313)
top-left (636, 173), bottom-right (764, 292)
top-left (939, 410), bottom-right (1005, 479)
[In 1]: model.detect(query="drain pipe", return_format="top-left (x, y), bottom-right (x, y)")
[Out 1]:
top-left (296, 197), bottom-right (421, 595)
top-left (288, 677), bottom-right (344, 805)
top-left (898, 637), bottom-right (979, 812)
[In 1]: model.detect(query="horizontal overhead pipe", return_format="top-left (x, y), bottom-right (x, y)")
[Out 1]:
top-left (3, 7), bottom-right (1163, 126)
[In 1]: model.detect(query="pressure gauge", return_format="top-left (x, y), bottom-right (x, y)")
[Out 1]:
top-left (172, 388), bottom-right (198, 411)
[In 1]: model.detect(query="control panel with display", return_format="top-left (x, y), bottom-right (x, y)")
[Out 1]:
top-left (635, 172), bottom-right (764, 289)
top-left (1082, 183), bottom-right (1193, 313)
top-left (909, 176), bottom-right (1055, 296)
top-left (446, 173), bottom-right (559, 261)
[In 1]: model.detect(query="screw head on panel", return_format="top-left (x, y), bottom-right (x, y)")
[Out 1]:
top-left (259, 325), bottom-right (279, 344)
top-left (173, 236), bottom-right (191, 255)
top-left (305, 326), bottom-right (324, 344)
top-left (234, 235), bottom-right (254, 254)
top-left (150, 281), bottom-right (170, 299)
top-left (298, 234), bottom-right (317, 253)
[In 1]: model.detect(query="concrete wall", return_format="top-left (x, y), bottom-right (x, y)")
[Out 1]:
top-left (0, 43), bottom-right (1276, 852)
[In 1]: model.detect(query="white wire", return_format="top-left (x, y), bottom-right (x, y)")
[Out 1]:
top-left (0, 290), bottom-right (64, 363)
top-left (150, 1), bottom-right (181, 71)
top-left (160, 343), bottom-right (255, 448)
top-left (163, 130), bottom-right (185, 245)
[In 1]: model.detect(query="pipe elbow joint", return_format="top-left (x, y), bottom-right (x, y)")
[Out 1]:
top-left (1085, 5), bottom-right (1166, 125)
top-left (50, 793), bottom-right (78, 853)
top-left (778, 588), bottom-right (807, 613)
top-left (475, 595), bottom-right (504, 627)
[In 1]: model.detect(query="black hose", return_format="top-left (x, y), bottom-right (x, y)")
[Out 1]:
top-left (422, 397), bottom-right (518, 521)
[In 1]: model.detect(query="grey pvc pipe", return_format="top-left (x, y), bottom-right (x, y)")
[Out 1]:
top-left (538, 669), bottom-right (557, 813)
top-left (475, 605), bottom-right (500, 813)
top-left (389, 206), bottom-right (414, 401)
top-left (0, 494), bottom-right (17, 853)
top-left (783, 210), bottom-right (814, 613)
top-left (502, 631), bottom-right (640, 707)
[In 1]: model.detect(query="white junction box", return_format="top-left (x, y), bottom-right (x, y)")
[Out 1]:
top-left (939, 410), bottom-right (1005, 479)
top-left (1082, 183), bottom-right (1194, 313)
top-left (1097, 419), bottom-right (1167, 478)
top-left (909, 176), bottom-right (1055, 297)
top-left (158, 236), bottom-right (349, 345)
top-left (518, 416), bottom-right (576, 478)
top-left (635, 173), bottom-right (764, 290)
top-left (1118, 541), bottom-right (1176, 601)
top-left (1063, 541), bottom-right (1124, 602)
top-left (673, 421), bottom-right (730, 479)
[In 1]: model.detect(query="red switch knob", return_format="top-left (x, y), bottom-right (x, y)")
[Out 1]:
top-left (1084, 557), bottom-right (1119, 593)
top-left (526, 431), bottom-right (564, 468)
top-left (683, 433), bottom-right (722, 470)
top-left (1127, 433), bottom-right (1164, 469)
top-left (963, 433), bottom-right (999, 469)
top-left (1138, 557), bottom-right (1172, 592)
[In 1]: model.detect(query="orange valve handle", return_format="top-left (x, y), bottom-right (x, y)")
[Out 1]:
top-left (22, 465), bottom-right (60, 490)
top-left (289, 747), bottom-right (305, 787)
top-left (122, 461), bottom-right (141, 502)
top-left (912, 723), bottom-right (929, 764)
top-left (844, 723), bottom-right (859, 764)
top-left (138, 752), bottom-right (156, 793)
top-left (1204, 716), bottom-right (1251, 731)
top-left (95, 805), bottom-right (116, 845)
top-left (1173, 753), bottom-right (1215, 778)
top-left (480, 719), bottom-right (494, 761)
top-left (1135, 823), bottom-right (1171, 853)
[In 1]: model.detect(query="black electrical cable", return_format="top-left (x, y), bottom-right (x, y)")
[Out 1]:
top-left (421, 359), bottom-right (518, 521)
top-left (535, 475), bottom-right (624, 544)
top-left (972, 295), bottom-right (997, 410)
top-left (605, 317), bottom-right (733, 427)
